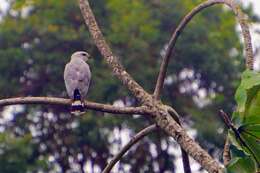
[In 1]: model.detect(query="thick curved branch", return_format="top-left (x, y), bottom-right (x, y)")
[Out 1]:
top-left (153, 107), bottom-right (223, 173)
top-left (102, 124), bottom-right (158, 173)
top-left (78, 0), bottom-right (151, 104)
top-left (0, 97), bottom-right (148, 115)
top-left (154, 0), bottom-right (254, 99)
top-left (78, 1), bottom-right (223, 172)
top-left (166, 105), bottom-right (191, 173)
top-left (103, 107), bottom-right (191, 173)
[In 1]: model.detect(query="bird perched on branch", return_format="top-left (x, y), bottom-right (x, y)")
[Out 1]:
top-left (64, 51), bottom-right (91, 115)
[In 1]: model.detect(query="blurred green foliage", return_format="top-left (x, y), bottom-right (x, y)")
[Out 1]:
top-left (0, 133), bottom-right (48, 172)
top-left (0, 0), bottom-right (251, 172)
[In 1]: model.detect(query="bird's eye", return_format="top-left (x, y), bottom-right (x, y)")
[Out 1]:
top-left (81, 53), bottom-right (87, 56)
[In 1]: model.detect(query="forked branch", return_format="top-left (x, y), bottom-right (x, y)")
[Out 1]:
top-left (154, 0), bottom-right (254, 99)
top-left (102, 124), bottom-right (158, 173)
top-left (78, 0), bottom-right (223, 172)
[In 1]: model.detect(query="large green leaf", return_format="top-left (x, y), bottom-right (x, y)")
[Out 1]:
top-left (233, 70), bottom-right (260, 125)
top-left (239, 124), bottom-right (260, 139)
top-left (228, 125), bottom-right (260, 167)
top-left (226, 156), bottom-right (256, 173)
top-left (225, 145), bottom-right (257, 173)
top-left (227, 70), bottom-right (260, 171)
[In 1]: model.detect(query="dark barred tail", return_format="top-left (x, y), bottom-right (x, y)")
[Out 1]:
top-left (71, 100), bottom-right (85, 115)
top-left (71, 89), bottom-right (85, 115)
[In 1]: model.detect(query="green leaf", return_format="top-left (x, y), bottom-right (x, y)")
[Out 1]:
top-left (233, 70), bottom-right (260, 125)
top-left (239, 124), bottom-right (260, 139)
top-left (229, 70), bottom-right (260, 169)
top-left (226, 145), bottom-right (256, 173)
top-left (226, 157), bottom-right (256, 173)
top-left (238, 127), bottom-right (260, 165)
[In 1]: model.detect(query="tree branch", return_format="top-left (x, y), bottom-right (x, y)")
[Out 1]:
top-left (0, 97), bottom-right (148, 115)
top-left (153, 0), bottom-right (254, 99)
top-left (78, 0), bottom-right (151, 104)
top-left (78, 0), bottom-right (223, 172)
top-left (154, 110), bottom-right (223, 173)
top-left (166, 105), bottom-right (191, 173)
top-left (223, 137), bottom-right (231, 166)
top-left (181, 147), bottom-right (191, 173)
top-left (102, 124), bottom-right (158, 173)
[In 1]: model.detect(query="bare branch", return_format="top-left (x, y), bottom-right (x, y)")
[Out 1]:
top-left (165, 105), bottom-right (191, 173)
top-left (0, 97), bottom-right (148, 115)
top-left (78, 1), bottom-right (223, 172)
top-left (223, 137), bottom-right (231, 166)
top-left (102, 124), bottom-right (158, 173)
top-left (154, 109), bottom-right (223, 173)
top-left (78, 0), bottom-right (151, 104)
top-left (154, 0), bottom-right (254, 99)
top-left (181, 148), bottom-right (191, 173)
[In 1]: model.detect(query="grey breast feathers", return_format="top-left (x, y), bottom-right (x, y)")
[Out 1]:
top-left (64, 59), bottom-right (91, 99)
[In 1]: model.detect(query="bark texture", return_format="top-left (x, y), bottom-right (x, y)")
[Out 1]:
top-left (78, 0), bottom-right (225, 172)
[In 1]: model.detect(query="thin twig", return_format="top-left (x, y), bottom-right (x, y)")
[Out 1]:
top-left (0, 97), bottom-right (148, 115)
top-left (223, 137), bottom-right (231, 166)
top-left (154, 0), bottom-right (254, 99)
top-left (102, 124), bottom-right (158, 173)
top-left (181, 147), bottom-right (191, 173)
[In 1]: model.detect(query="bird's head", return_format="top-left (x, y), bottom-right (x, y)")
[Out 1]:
top-left (71, 51), bottom-right (90, 61)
